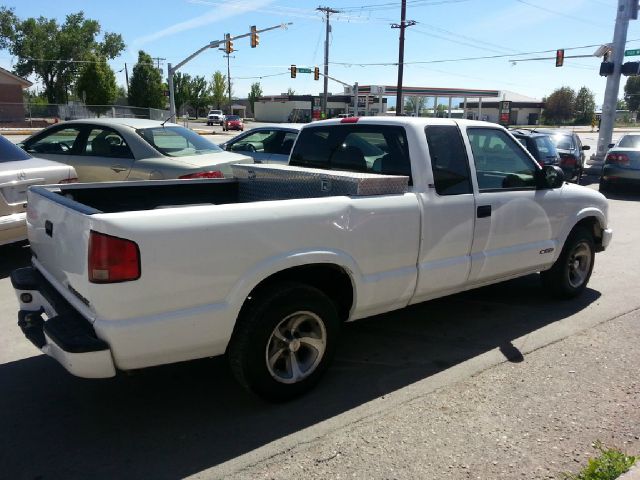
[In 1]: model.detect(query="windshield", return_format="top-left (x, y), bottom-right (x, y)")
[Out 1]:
top-left (137, 126), bottom-right (223, 157)
top-left (0, 135), bottom-right (32, 162)
top-left (534, 136), bottom-right (558, 157)
top-left (549, 134), bottom-right (574, 150)
top-left (618, 135), bottom-right (640, 148)
top-left (226, 115), bottom-right (240, 121)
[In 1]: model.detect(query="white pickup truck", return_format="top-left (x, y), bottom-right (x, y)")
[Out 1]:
top-left (12, 117), bottom-right (612, 400)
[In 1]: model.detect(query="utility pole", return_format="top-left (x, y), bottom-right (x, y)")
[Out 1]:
top-left (221, 51), bottom-right (235, 111)
top-left (317, 6), bottom-right (339, 117)
top-left (391, 0), bottom-right (416, 116)
top-left (596, 0), bottom-right (638, 161)
top-left (151, 57), bottom-right (166, 70)
top-left (124, 63), bottom-right (129, 94)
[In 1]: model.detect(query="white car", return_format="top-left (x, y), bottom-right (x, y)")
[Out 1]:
top-left (206, 110), bottom-right (224, 126)
top-left (0, 134), bottom-right (76, 246)
top-left (19, 118), bottom-right (252, 182)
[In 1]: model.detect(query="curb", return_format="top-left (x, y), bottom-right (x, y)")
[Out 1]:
top-left (618, 463), bottom-right (640, 480)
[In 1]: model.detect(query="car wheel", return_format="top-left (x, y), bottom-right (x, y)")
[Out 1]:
top-left (228, 282), bottom-right (340, 401)
top-left (540, 227), bottom-right (595, 299)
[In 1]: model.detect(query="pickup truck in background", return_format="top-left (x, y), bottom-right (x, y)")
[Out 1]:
top-left (12, 117), bottom-right (612, 401)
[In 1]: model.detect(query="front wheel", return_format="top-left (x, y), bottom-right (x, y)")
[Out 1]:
top-left (540, 227), bottom-right (595, 299)
top-left (228, 282), bottom-right (340, 401)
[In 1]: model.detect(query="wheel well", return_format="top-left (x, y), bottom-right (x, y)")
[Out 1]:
top-left (573, 217), bottom-right (603, 250)
top-left (244, 264), bottom-right (354, 322)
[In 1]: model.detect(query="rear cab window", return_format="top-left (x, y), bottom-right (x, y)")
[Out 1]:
top-left (425, 125), bottom-right (472, 195)
top-left (289, 124), bottom-right (412, 182)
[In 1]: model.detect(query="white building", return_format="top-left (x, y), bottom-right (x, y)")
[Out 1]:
top-left (463, 91), bottom-right (545, 126)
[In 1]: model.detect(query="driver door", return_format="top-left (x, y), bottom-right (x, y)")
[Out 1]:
top-left (22, 125), bottom-right (83, 168)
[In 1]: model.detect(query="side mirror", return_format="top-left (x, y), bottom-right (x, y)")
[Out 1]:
top-left (537, 165), bottom-right (565, 189)
top-left (608, 143), bottom-right (615, 148)
top-left (582, 145), bottom-right (590, 151)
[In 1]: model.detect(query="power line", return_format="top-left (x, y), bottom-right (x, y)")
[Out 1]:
top-left (514, 0), bottom-right (611, 28)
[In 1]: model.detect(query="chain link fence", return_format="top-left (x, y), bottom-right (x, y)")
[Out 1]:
top-left (0, 102), bottom-right (170, 127)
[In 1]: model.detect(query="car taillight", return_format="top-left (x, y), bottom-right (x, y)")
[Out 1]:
top-left (559, 154), bottom-right (577, 167)
top-left (178, 170), bottom-right (224, 179)
top-left (605, 153), bottom-right (630, 166)
top-left (88, 231), bottom-right (140, 283)
top-left (59, 177), bottom-right (78, 184)
top-left (340, 117), bottom-right (359, 123)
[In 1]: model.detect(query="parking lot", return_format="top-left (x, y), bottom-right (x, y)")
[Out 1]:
top-left (0, 126), bottom-right (639, 478)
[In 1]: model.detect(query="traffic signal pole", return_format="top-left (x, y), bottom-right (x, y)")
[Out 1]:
top-left (596, 0), bottom-right (636, 161)
top-left (166, 23), bottom-right (291, 120)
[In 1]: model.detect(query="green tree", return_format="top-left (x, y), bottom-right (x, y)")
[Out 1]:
top-left (76, 54), bottom-right (117, 116)
top-left (435, 104), bottom-right (448, 117)
top-left (0, 8), bottom-right (124, 104)
top-left (114, 85), bottom-right (127, 105)
top-left (248, 82), bottom-right (263, 116)
top-left (210, 71), bottom-right (227, 110)
top-left (188, 75), bottom-right (209, 118)
top-left (173, 72), bottom-right (192, 115)
top-left (542, 86), bottom-right (575, 124)
top-left (404, 96), bottom-right (426, 116)
top-left (573, 86), bottom-right (595, 125)
top-left (617, 98), bottom-right (628, 110)
top-left (128, 50), bottom-right (165, 109)
top-left (624, 77), bottom-right (640, 117)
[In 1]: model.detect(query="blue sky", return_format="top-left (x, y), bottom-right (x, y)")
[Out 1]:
top-left (2, 0), bottom-right (640, 107)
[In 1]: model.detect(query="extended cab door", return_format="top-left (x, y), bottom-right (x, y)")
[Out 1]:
top-left (410, 124), bottom-right (476, 303)
top-left (463, 126), bottom-right (565, 283)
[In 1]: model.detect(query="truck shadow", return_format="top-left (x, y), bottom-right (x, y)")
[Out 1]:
top-left (0, 242), bottom-right (30, 279)
top-left (0, 274), bottom-right (600, 480)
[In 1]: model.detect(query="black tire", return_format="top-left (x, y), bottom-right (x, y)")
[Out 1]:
top-left (228, 282), bottom-right (340, 401)
top-left (540, 227), bottom-right (595, 299)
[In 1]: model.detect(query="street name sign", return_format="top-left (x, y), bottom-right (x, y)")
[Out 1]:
top-left (625, 49), bottom-right (640, 56)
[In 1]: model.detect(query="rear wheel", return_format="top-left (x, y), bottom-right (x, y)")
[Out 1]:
top-left (540, 227), bottom-right (595, 299)
top-left (228, 282), bottom-right (340, 401)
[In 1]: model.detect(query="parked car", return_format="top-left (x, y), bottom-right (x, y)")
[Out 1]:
top-left (12, 117), bottom-right (611, 400)
top-left (223, 115), bottom-right (244, 132)
top-left (533, 128), bottom-right (590, 182)
top-left (599, 133), bottom-right (640, 192)
top-left (18, 118), bottom-right (252, 182)
top-left (510, 129), bottom-right (560, 167)
top-left (0, 134), bottom-right (76, 246)
top-left (218, 125), bottom-right (302, 164)
top-left (207, 110), bottom-right (224, 126)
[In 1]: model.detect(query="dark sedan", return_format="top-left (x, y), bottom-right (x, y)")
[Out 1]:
top-left (599, 133), bottom-right (640, 192)
top-left (511, 130), bottom-right (560, 167)
top-left (533, 129), bottom-right (590, 183)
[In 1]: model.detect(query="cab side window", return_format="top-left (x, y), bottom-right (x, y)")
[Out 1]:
top-left (468, 128), bottom-right (538, 191)
top-left (84, 128), bottom-right (133, 159)
top-left (425, 125), bottom-right (472, 195)
top-left (25, 127), bottom-right (83, 155)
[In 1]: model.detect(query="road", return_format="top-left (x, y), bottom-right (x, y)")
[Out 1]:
top-left (0, 128), bottom-right (638, 479)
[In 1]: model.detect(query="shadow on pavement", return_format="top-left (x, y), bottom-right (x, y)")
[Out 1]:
top-left (0, 242), bottom-right (30, 279)
top-left (0, 273), bottom-right (600, 480)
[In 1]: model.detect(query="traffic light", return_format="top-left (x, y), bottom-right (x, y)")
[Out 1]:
top-left (599, 62), bottom-right (614, 76)
top-left (291, 65), bottom-right (296, 78)
top-left (555, 49), bottom-right (564, 67)
top-left (314, 66), bottom-right (320, 81)
top-left (250, 25), bottom-right (259, 48)
top-left (225, 34), bottom-right (234, 54)
top-left (622, 61), bottom-right (640, 76)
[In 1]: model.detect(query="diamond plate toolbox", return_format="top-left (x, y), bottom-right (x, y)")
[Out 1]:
top-left (231, 164), bottom-right (409, 201)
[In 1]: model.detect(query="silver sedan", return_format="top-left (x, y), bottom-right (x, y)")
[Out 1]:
top-left (1, 134), bottom-right (77, 246)
top-left (19, 118), bottom-right (252, 182)
top-left (600, 133), bottom-right (640, 192)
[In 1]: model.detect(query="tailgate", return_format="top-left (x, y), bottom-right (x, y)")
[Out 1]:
top-left (27, 187), bottom-right (99, 307)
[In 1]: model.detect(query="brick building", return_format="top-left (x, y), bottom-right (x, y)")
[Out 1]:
top-left (0, 67), bottom-right (32, 123)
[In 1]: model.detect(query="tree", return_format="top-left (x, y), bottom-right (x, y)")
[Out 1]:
top-left (173, 72), bottom-right (192, 115)
top-left (210, 71), bottom-right (227, 110)
top-left (114, 85), bottom-right (127, 106)
top-left (188, 75), bottom-right (209, 118)
top-left (574, 86), bottom-right (595, 125)
top-left (617, 98), bottom-right (628, 110)
top-left (624, 77), bottom-right (640, 116)
top-left (0, 8), bottom-right (124, 104)
top-left (76, 54), bottom-right (117, 116)
top-left (404, 96), bottom-right (426, 116)
top-left (128, 50), bottom-right (165, 109)
top-left (435, 104), bottom-right (448, 117)
top-left (248, 82), bottom-right (263, 116)
top-left (543, 86), bottom-right (575, 124)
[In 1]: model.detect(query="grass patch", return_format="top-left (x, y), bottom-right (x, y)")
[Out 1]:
top-left (562, 442), bottom-right (636, 480)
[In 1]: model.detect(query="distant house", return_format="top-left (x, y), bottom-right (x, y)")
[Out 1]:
top-left (0, 67), bottom-right (32, 123)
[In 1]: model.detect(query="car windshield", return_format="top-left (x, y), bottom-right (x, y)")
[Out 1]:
top-left (534, 136), bottom-right (558, 157)
top-left (227, 116), bottom-right (240, 121)
top-left (0, 135), bottom-right (31, 162)
top-left (137, 126), bottom-right (223, 157)
top-left (549, 134), bottom-right (574, 150)
top-left (618, 135), bottom-right (640, 148)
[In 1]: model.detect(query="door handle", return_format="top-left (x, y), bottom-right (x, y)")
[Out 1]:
top-left (110, 165), bottom-right (127, 173)
top-left (477, 205), bottom-right (492, 218)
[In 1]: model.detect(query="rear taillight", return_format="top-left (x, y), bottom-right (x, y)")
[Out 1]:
top-left (559, 154), bottom-right (577, 167)
top-left (178, 170), bottom-right (224, 179)
top-left (605, 153), bottom-right (630, 166)
top-left (59, 177), bottom-right (78, 184)
top-left (88, 231), bottom-right (140, 283)
top-left (340, 117), bottom-right (359, 123)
